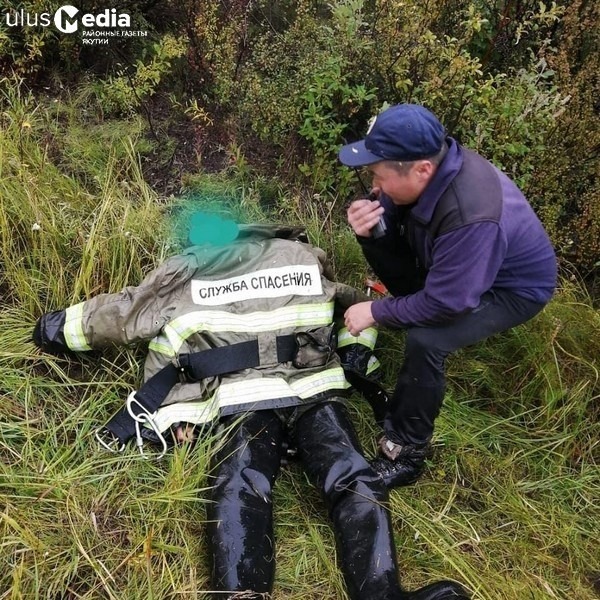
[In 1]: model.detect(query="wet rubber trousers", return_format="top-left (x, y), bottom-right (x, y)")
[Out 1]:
top-left (206, 401), bottom-right (402, 599)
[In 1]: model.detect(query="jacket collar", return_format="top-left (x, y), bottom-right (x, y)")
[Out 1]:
top-left (411, 138), bottom-right (463, 225)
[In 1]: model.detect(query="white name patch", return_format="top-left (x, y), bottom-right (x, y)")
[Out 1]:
top-left (191, 264), bottom-right (323, 305)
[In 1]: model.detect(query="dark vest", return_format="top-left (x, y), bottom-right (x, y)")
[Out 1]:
top-left (427, 149), bottom-right (502, 238)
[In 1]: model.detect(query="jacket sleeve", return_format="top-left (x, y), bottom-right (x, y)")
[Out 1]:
top-left (306, 243), bottom-right (370, 308)
top-left (333, 282), bottom-right (370, 309)
top-left (371, 221), bottom-right (507, 327)
top-left (33, 255), bottom-right (194, 353)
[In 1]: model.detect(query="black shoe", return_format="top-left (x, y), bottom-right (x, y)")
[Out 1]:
top-left (370, 437), bottom-right (430, 488)
top-left (401, 581), bottom-right (470, 599)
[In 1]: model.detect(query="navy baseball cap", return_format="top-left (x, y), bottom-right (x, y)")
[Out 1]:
top-left (338, 104), bottom-right (446, 167)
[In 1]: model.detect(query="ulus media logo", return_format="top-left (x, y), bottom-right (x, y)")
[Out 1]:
top-left (4, 5), bottom-right (131, 33)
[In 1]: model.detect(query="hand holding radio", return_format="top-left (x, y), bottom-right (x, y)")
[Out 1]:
top-left (352, 170), bottom-right (388, 238)
top-left (367, 196), bottom-right (387, 239)
top-left (347, 189), bottom-right (386, 238)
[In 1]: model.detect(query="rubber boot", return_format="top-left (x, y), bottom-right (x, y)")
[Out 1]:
top-left (293, 401), bottom-right (404, 600)
top-left (206, 410), bottom-right (285, 599)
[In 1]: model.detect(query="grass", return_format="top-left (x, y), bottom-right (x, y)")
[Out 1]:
top-left (1, 89), bottom-right (599, 599)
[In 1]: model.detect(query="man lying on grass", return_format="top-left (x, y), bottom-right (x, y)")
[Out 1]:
top-left (33, 219), bottom-right (469, 600)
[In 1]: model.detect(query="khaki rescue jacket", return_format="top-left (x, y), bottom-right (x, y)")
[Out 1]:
top-left (36, 225), bottom-right (374, 433)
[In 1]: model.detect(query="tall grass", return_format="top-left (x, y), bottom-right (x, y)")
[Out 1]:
top-left (0, 80), bottom-right (166, 313)
top-left (1, 88), bottom-right (599, 599)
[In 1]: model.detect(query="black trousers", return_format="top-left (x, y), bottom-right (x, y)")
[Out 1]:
top-left (207, 401), bottom-right (404, 600)
top-left (385, 288), bottom-right (545, 445)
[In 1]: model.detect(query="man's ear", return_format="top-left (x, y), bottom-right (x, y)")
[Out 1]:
top-left (415, 160), bottom-right (435, 181)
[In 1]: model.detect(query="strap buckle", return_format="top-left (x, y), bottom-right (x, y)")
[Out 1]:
top-left (174, 356), bottom-right (192, 383)
top-left (126, 391), bottom-right (168, 460)
top-left (95, 427), bottom-right (126, 453)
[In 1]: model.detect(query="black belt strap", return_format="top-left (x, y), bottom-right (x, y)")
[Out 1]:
top-left (104, 334), bottom-right (297, 445)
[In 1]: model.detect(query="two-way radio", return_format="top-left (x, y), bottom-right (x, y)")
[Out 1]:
top-left (354, 169), bottom-right (387, 239)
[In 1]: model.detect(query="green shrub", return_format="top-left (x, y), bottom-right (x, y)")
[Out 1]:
top-left (88, 34), bottom-right (186, 117)
top-left (236, 1), bottom-right (378, 194)
top-left (298, 56), bottom-right (376, 193)
top-left (0, 1), bottom-right (76, 78)
top-left (526, 0), bottom-right (600, 272)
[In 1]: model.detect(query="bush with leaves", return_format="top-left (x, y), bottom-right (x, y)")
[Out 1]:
top-left (2, 0), bottom-right (598, 272)
top-left (88, 34), bottom-right (187, 117)
top-left (232, 1), bottom-right (378, 194)
top-left (526, 0), bottom-right (600, 273)
top-left (0, 1), bottom-right (74, 78)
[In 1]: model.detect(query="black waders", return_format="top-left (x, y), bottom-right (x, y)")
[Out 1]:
top-left (207, 403), bottom-right (469, 600)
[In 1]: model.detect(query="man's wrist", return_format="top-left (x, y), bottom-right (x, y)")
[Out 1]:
top-left (370, 299), bottom-right (387, 325)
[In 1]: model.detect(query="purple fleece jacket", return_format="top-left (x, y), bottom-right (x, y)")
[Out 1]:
top-left (370, 139), bottom-right (557, 328)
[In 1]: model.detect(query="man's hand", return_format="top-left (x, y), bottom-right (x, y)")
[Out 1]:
top-left (344, 301), bottom-right (376, 336)
top-left (347, 191), bottom-right (385, 238)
